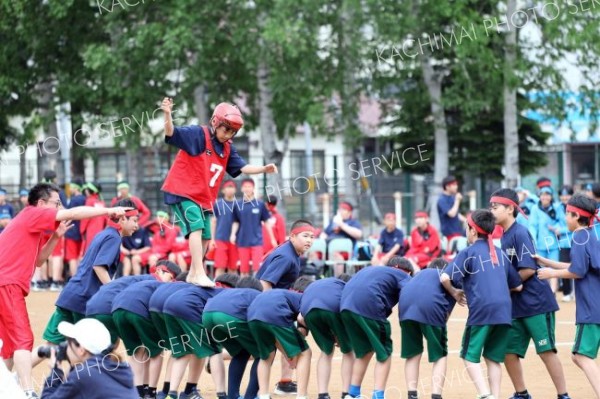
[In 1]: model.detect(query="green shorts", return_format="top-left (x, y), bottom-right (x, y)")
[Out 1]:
top-left (506, 312), bottom-right (557, 358)
top-left (150, 311), bottom-right (170, 350)
top-left (248, 320), bottom-right (309, 360)
top-left (572, 323), bottom-right (600, 359)
top-left (164, 313), bottom-right (221, 359)
top-left (88, 313), bottom-right (119, 344)
top-left (112, 309), bottom-right (163, 357)
top-left (340, 310), bottom-right (393, 362)
top-left (460, 324), bottom-right (511, 363)
top-left (305, 309), bottom-right (352, 355)
top-left (171, 200), bottom-right (212, 239)
top-left (203, 311), bottom-right (260, 358)
top-left (43, 307), bottom-right (85, 344)
top-left (400, 320), bottom-right (448, 363)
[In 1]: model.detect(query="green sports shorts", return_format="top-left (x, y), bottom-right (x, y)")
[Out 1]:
top-left (506, 312), bottom-right (557, 358)
top-left (400, 320), bottom-right (448, 363)
top-left (460, 324), bottom-right (511, 363)
top-left (112, 309), bottom-right (163, 358)
top-left (203, 311), bottom-right (260, 358)
top-left (572, 323), bottom-right (600, 360)
top-left (248, 320), bottom-right (309, 360)
top-left (340, 310), bottom-right (393, 362)
top-left (43, 307), bottom-right (85, 344)
top-left (163, 313), bottom-right (221, 359)
top-left (150, 311), bottom-right (170, 351)
top-left (305, 309), bottom-right (352, 355)
top-left (171, 199), bottom-right (212, 240)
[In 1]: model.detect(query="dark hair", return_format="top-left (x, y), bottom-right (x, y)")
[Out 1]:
top-left (536, 177), bottom-right (552, 187)
top-left (442, 175), bottom-right (457, 190)
top-left (266, 195), bottom-right (278, 206)
top-left (490, 188), bottom-right (520, 218)
top-left (236, 277), bottom-right (263, 291)
top-left (292, 276), bottom-right (314, 292)
top-left (567, 194), bottom-right (597, 227)
top-left (337, 273), bottom-right (352, 283)
top-left (469, 209), bottom-right (496, 237)
top-left (215, 273), bottom-right (241, 288)
top-left (28, 183), bottom-right (61, 206)
top-left (427, 258), bottom-right (448, 270)
top-left (387, 256), bottom-right (414, 275)
top-left (290, 219), bottom-right (313, 231)
top-left (559, 185), bottom-right (574, 196)
top-left (589, 183), bottom-right (600, 199)
top-left (156, 259), bottom-right (182, 277)
top-left (176, 271), bottom-right (189, 281)
top-left (42, 170), bottom-right (57, 182)
top-left (71, 177), bottom-right (85, 187)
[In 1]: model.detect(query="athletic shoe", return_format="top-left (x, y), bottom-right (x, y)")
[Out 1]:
top-left (24, 391), bottom-right (39, 398)
top-left (179, 389), bottom-right (203, 399)
top-left (50, 283), bottom-right (62, 292)
top-left (557, 395), bottom-right (571, 399)
top-left (156, 393), bottom-right (168, 399)
top-left (274, 381), bottom-right (297, 395)
top-left (561, 294), bottom-right (573, 302)
top-left (508, 394), bottom-right (532, 399)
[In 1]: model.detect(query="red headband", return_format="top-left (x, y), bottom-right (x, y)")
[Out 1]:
top-left (566, 204), bottom-right (600, 227)
top-left (291, 225), bottom-right (315, 235)
top-left (467, 214), bottom-right (498, 265)
top-left (222, 181), bottom-right (236, 188)
top-left (384, 213), bottom-right (396, 220)
top-left (537, 180), bottom-right (552, 188)
top-left (489, 196), bottom-right (528, 219)
top-left (339, 202), bottom-right (353, 212)
top-left (107, 209), bottom-right (139, 230)
top-left (414, 211), bottom-right (428, 219)
top-left (156, 265), bottom-right (177, 279)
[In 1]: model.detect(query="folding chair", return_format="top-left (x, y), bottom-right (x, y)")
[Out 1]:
top-left (449, 236), bottom-right (469, 253)
top-left (324, 238), bottom-right (353, 276)
top-left (307, 238), bottom-right (327, 261)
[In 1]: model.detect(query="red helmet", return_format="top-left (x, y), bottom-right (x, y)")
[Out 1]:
top-left (211, 102), bottom-right (244, 132)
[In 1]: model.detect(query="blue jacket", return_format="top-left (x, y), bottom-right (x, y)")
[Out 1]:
top-left (528, 201), bottom-right (564, 252)
top-left (41, 354), bottom-right (137, 398)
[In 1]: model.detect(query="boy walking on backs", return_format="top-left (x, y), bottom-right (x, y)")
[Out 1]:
top-left (161, 97), bottom-right (277, 287)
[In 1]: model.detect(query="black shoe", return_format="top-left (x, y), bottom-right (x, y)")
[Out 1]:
top-left (274, 381), bottom-right (297, 395)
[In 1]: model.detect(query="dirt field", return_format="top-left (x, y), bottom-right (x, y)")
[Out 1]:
top-left (27, 291), bottom-right (595, 398)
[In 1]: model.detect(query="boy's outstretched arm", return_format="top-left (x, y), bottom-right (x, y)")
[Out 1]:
top-left (241, 164), bottom-right (278, 174)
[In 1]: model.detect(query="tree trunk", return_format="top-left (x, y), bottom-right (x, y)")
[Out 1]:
top-left (421, 53), bottom-right (449, 230)
top-left (193, 84), bottom-right (209, 123)
top-left (36, 82), bottom-right (62, 182)
top-left (70, 105), bottom-right (86, 179)
top-left (503, 0), bottom-right (519, 188)
top-left (19, 145), bottom-right (27, 188)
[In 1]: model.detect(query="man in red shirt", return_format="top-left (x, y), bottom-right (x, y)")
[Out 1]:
top-left (262, 195), bottom-right (287, 254)
top-left (405, 211), bottom-right (442, 269)
top-left (110, 181), bottom-right (151, 226)
top-left (0, 182), bottom-right (129, 399)
top-left (160, 97), bottom-right (277, 287)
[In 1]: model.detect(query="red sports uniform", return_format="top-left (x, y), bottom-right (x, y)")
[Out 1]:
top-left (405, 224), bottom-right (442, 269)
top-left (262, 210), bottom-right (286, 254)
top-left (79, 194), bottom-right (106, 255)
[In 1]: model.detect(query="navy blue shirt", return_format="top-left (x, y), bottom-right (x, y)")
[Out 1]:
top-left (163, 285), bottom-right (224, 323)
top-left (399, 269), bottom-right (456, 327)
top-left (56, 227), bottom-right (122, 314)
top-left (247, 289), bottom-right (302, 328)
top-left (86, 275), bottom-right (154, 316)
top-left (122, 227), bottom-right (151, 250)
top-left (569, 228), bottom-right (600, 324)
top-left (232, 198), bottom-right (271, 247)
top-left (204, 288), bottom-right (261, 321)
top-left (112, 279), bottom-right (163, 319)
top-left (300, 277), bottom-right (346, 316)
top-left (255, 241), bottom-right (300, 289)
top-left (340, 266), bottom-right (411, 321)
top-left (0, 203), bottom-right (14, 218)
top-left (163, 125), bottom-right (246, 204)
top-left (501, 221), bottom-right (559, 318)
top-left (443, 240), bottom-right (522, 326)
top-left (378, 227), bottom-right (404, 253)
top-left (324, 218), bottom-right (362, 248)
top-left (213, 198), bottom-right (237, 241)
top-left (437, 194), bottom-right (463, 237)
top-left (64, 194), bottom-right (86, 241)
top-left (148, 282), bottom-right (190, 314)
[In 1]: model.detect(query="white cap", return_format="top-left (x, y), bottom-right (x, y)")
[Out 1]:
top-left (58, 319), bottom-right (111, 355)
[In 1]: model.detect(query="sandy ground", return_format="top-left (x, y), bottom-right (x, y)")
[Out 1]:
top-left (26, 291), bottom-right (595, 398)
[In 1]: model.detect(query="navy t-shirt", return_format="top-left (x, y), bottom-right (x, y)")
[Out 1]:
top-left (569, 228), bottom-right (600, 324)
top-left (501, 221), bottom-right (559, 318)
top-left (64, 194), bottom-right (86, 241)
top-left (111, 279), bottom-right (163, 319)
top-left (300, 277), bottom-right (346, 316)
top-left (214, 198), bottom-right (237, 241)
top-left (437, 194), bottom-right (463, 237)
top-left (122, 227), bottom-right (151, 250)
top-left (0, 203), bottom-right (15, 218)
top-left (232, 198), bottom-right (271, 247)
top-left (324, 218), bottom-right (363, 248)
top-left (56, 227), bottom-right (122, 314)
top-left (443, 240), bottom-right (522, 326)
top-left (163, 285), bottom-right (224, 323)
top-left (86, 275), bottom-right (154, 316)
top-left (399, 269), bottom-right (456, 327)
top-left (204, 288), bottom-right (261, 321)
top-left (163, 126), bottom-right (246, 204)
top-left (255, 241), bottom-right (300, 289)
top-left (247, 289), bottom-right (302, 328)
top-left (378, 228), bottom-right (404, 253)
top-left (148, 282), bottom-right (190, 314)
top-left (340, 266), bottom-right (411, 321)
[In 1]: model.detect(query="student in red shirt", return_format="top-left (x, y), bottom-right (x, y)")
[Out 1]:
top-left (146, 211), bottom-right (178, 271)
top-left (79, 182), bottom-right (106, 255)
top-left (110, 181), bottom-right (151, 227)
top-left (161, 97), bottom-right (277, 287)
top-left (262, 195), bottom-right (287, 255)
top-left (0, 182), bottom-right (130, 399)
top-left (405, 211), bottom-right (442, 270)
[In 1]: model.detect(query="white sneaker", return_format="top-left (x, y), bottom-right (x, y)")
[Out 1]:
top-left (49, 283), bottom-right (62, 292)
top-left (562, 294), bottom-right (573, 302)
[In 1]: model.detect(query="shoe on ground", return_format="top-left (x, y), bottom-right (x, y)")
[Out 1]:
top-left (178, 389), bottom-right (203, 399)
top-left (25, 391), bottom-right (39, 399)
top-left (156, 393), bottom-right (168, 399)
top-left (508, 393), bottom-right (532, 399)
top-left (274, 381), bottom-right (297, 395)
top-left (561, 294), bottom-right (573, 302)
top-left (557, 395), bottom-right (571, 399)
top-left (50, 283), bottom-right (62, 292)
